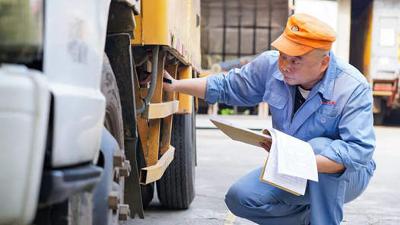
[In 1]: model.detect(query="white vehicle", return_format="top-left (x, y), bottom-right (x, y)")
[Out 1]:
top-left (0, 0), bottom-right (120, 224)
top-left (0, 0), bottom-right (199, 224)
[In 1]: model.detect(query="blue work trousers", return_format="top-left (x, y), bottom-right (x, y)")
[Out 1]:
top-left (225, 167), bottom-right (372, 225)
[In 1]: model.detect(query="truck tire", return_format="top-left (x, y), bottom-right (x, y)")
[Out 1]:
top-left (156, 112), bottom-right (196, 209)
top-left (93, 130), bottom-right (120, 225)
top-left (192, 106), bottom-right (197, 166)
top-left (96, 54), bottom-right (125, 224)
top-left (373, 98), bottom-right (386, 126)
top-left (34, 200), bottom-right (70, 225)
top-left (101, 55), bottom-right (125, 150)
top-left (69, 193), bottom-right (93, 225)
top-left (141, 182), bottom-right (154, 208)
top-left (136, 140), bottom-right (155, 208)
top-left (34, 192), bottom-right (93, 225)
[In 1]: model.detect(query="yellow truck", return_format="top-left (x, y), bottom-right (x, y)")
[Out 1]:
top-left (103, 0), bottom-right (201, 221)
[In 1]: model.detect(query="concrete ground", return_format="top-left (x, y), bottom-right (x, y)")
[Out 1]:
top-left (126, 115), bottom-right (400, 225)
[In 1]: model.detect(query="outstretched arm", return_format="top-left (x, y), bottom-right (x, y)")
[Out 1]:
top-left (164, 52), bottom-right (277, 106)
top-left (163, 71), bottom-right (207, 99)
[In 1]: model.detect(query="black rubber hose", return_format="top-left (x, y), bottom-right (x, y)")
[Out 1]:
top-left (137, 46), bottom-right (159, 113)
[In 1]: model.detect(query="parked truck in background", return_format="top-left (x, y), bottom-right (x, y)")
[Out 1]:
top-left (368, 0), bottom-right (400, 125)
top-left (348, 0), bottom-right (400, 125)
top-left (371, 71), bottom-right (399, 125)
top-left (0, 0), bottom-right (200, 224)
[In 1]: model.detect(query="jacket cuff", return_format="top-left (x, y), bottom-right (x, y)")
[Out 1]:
top-left (204, 75), bottom-right (221, 104)
top-left (308, 137), bottom-right (345, 166)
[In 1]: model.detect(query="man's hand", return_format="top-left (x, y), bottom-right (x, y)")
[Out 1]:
top-left (315, 155), bottom-right (345, 173)
top-left (161, 70), bottom-right (207, 99)
top-left (163, 70), bottom-right (176, 92)
top-left (259, 129), bottom-right (272, 152)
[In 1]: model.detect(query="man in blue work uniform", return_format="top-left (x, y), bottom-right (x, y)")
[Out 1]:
top-left (163, 13), bottom-right (376, 225)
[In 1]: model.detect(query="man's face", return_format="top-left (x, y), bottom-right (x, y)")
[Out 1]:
top-left (278, 50), bottom-right (330, 90)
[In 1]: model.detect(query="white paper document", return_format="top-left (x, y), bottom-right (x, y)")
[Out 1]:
top-left (261, 128), bottom-right (318, 196)
top-left (262, 137), bottom-right (307, 196)
top-left (274, 130), bottom-right (319, 182)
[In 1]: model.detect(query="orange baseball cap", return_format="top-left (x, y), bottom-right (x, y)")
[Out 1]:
top-left (271, 13), bottom-right (336, 56)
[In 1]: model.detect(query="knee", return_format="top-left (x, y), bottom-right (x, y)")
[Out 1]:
top-left (225, 182), bottom-right (266, 218)
top-left (225, 183), bottom-right (247, 216)
top-left (224, 182), bottom-right (268, 217)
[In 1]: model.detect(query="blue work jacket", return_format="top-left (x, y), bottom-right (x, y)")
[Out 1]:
top-left (205, 50), bottom-right (376, 174)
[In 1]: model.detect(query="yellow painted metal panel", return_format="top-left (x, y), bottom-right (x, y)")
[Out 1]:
top-left (178, 65), bottom-right (192, 80)
top-left (147, 100), bottom-right (179, 119)
top-left (132, 0), bottom-right (201, 71)
top-left (133, 0), bottom-right (169, 45)
top-left (177, 66), bottom-right (193, 113)
top-left (363, 3), bottom-right (373, 79)
top-left (177, 94), bottom-right (193, 114)
top-left (140, 146), bottom-right (175, 184)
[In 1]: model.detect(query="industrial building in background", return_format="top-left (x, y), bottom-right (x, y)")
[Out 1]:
top-left (200, 0), bottom-right (291, 69)
top-left (200, 0), bottom-right (291, 115)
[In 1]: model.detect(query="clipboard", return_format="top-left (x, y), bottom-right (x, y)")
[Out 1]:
top-left (210, 117), bottom-right (272, 148)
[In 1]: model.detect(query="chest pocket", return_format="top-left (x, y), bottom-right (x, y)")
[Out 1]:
top-left (309, 104), bottom-right (340, 137)
top-left (263, 81), bottom-right (288, 109)
top-left (267, 92), bottom-right (287, 109)
top-left (263, 84), bottom-right (289, 128)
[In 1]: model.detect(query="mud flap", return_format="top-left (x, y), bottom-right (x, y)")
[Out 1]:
top-left (105, 33), bottom-right (144, 218)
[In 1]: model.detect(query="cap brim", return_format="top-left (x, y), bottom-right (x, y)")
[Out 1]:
top-left (271, 34), bottom-right (314, 56)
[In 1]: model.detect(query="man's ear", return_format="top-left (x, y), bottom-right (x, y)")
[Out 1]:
top-left (321, 55), bottom-right (330, 70)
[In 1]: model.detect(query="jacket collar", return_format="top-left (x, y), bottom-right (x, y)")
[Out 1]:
top-left (316, 51), bottom-right (337, 100)
top-left (272, 67), bottom-right (284, 81)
